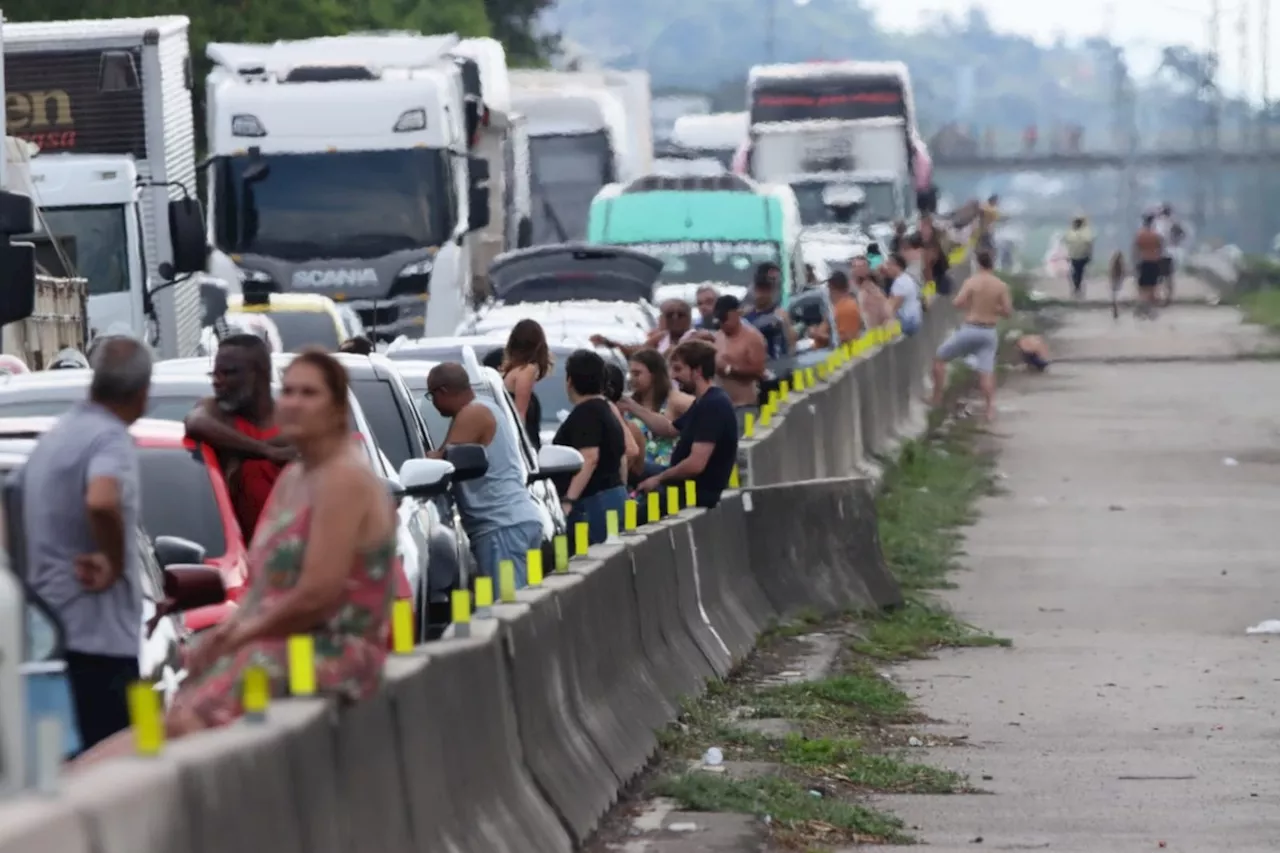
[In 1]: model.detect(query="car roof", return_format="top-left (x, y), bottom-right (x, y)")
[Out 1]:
top-left (0, 371), bottom-right (215, 402)
top-left (0, 416), bottom-right (188, 444)
top-left (230, 293), bottom-right (339, 313)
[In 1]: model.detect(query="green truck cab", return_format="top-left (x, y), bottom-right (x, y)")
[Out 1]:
top-left (586, 174), bottom-right (803, 307)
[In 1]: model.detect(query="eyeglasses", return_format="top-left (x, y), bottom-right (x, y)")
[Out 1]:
top-left (664, 310), bottom-right (690, 319)
top-left (426, 385), bottom-right (445, 396)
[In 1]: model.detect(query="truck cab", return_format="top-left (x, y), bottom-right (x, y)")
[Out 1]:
top-left (204, 34), bottom-right (492, 342)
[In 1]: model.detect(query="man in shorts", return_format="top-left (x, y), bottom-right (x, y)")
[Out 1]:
top-left (1133, 213), bottom-right (1164, 319)
top-left (930, 250), bottom-right (1012, 422)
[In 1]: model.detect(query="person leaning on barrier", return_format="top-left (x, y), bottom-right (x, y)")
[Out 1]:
top-left (882, 252), bottom-right (924, 336)
top-left (636, 340), bottom-right (739, 510)
top-left (22, 336), bottom-right (151, 753)
top-left (853, 255), bottom-right (892, 328)
top-left (73, 350), bottom-right (399, 768)
top-left (807, 271), bottom-right (862, 348)
top-left (425, 362), bottom-right (545, 588)
top-left (617, 348), bottom-right (693, 485)
top-left (553, 349), bottom-right (630, 545)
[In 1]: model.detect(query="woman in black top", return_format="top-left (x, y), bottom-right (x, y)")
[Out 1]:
top-left (552, 349), bottom-right (628, 545)
top-left (500, 319), bottom-right (549, 450)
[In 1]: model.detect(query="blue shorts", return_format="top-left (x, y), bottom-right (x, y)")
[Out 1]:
top-left (470, 521), bottom-right (543, 589)
top-left (937, 323), bottom-right (1000, 374)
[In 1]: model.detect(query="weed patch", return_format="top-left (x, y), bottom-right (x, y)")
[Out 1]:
top-left (856, 600), bottom-right (1011, 661)
top-left (1240, 287), bottom-right (1280, 332)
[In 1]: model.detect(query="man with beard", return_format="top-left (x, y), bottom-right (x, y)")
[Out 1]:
top-left (636, 340), bottom-right (738, 509)
top-left (185, 334), bottom-right (294, 541)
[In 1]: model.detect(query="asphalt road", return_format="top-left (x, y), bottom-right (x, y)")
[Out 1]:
top-left (862, 293), bottom-right (1280, 851)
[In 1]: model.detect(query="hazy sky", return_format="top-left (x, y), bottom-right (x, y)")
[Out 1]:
top-left (863, 0), bottom-right (1276, 100)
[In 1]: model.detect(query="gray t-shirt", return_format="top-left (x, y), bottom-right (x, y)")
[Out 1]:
top-left (452, 396), bottom-right (543, 539)
top-left (23, 401), bottom-right (141, 658)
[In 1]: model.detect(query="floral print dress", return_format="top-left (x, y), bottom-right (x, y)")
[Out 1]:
top-left (625, 401), bottom-right (676, 467)
top-left (170, 500), bottom-right (397, 727)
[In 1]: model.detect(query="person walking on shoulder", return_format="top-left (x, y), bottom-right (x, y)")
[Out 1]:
top-left (1062, 215), bottom-right (1095, 299)
top-left (1133, 214), bottom-right (1164, 319)
top-left (930, 250), bottom-right (1012, 423)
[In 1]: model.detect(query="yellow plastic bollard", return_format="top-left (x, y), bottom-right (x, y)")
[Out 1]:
top-left (475, 575), bottom-right (494, 608)
top-left (768, 389), bottom-right (780, 407)
top-left (606, 510), bottom-right (620, 540)
top-left (287, 635), bottom-right (316, 697)
top-left (792, 370), bottom-right (804, 392)
top-left (780, 380), bottom-right (790, 400)
top-left (647, 490), bottom-right (660, 523)
top-left (743, 411), bottom-right (755, 438)
top-left (805, 367), bottom-right (816, 387)
top-left (499, 559), bottom-right (517, 602)
top-left (553, 535), bottom-right (569, 572)
top-left (242, 666), bottom-right (269, 720)
top-left (391, 599), bottom-right (414, 653)
top-left (527, 549), bottom-right (544, 587)
top-left (729, 464), bottom-right (741, 489)
top-left (624, 499), bottom-right (638, 531)
top-left (128, 681), bottom-right (165, 756)
top-left (574, 521), bottom-right (589, 556)
top-left (451, 589), bottom-right (471, 624)
top-left (760, 405), bottom-right (773, 427)
top-left (684, 480), bottom-right (696, 507)
top-left (666, 485), bottom-right (680, 515)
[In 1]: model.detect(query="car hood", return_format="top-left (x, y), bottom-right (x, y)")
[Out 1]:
top-left (490, 244), bottom-right (663, 305)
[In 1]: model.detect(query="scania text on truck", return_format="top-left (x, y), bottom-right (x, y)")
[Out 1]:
top-left (3, 15), bottom-right (203, 356)
top-left (745, 61), bottom-right (924, 227)
top-left (204, 33), bottom-right (492, 341)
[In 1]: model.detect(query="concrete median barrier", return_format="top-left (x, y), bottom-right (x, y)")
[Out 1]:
top-left (0, 796), bottom-right (92, 853)
top-left (274, 698), bottom-right (343, 853)
top-left (332, 679), bottom-right (415, 853)
top-left (493, 577), bottom-right (618, 845)
top-left (745, 478), bottom-right (901, 615)
top-left (687, 498), bottom-right (777, 663)
top-left (61, 756), bottom-right (193, 853)
top-left (665, 516), bottom-right (734, 678)
top-left (625, 526), bottom-right (721, 704)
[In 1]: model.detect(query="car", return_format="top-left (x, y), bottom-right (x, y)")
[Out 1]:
top-left (227, 291), bottom-right (350, 352)
top-left (0, 417), bottom-right (250, 606)
top-left (387, 337), bottom-right (628, 447)
top-left (392, 353), bottom-right (584, 565)
top-left (653, 282), bottom-right (748, 312)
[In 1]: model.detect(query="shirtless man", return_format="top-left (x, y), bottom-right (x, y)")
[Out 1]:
top-left (853, 255), bottom-right (892, 328)
top-left (930, 250), bottom-right (1012, 422)
top-left (1132, 213), bottom-right (1164, 319)
top-left (711, 295), bottom-right (767, 407)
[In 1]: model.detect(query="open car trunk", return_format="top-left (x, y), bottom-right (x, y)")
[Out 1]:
top-left (489, 244), bottom-right (663, 305)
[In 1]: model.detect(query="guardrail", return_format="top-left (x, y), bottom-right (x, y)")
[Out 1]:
top-left (0, 300), bottom-right (960, 853)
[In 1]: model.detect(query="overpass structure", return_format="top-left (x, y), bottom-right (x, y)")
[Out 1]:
top-left (933, 145), bottom-right (1280, 172)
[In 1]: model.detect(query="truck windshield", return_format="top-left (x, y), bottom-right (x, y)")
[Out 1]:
top-left (622, 240), bottom-right (781, 288)
top-left (792, 182), bottom-right (897, 226)
top-left (529, 132), bottom-right (612, 244)
top-left (213, 149), bottom-right (453, 261)
top-left (30, 205), bottom-right (130, 295)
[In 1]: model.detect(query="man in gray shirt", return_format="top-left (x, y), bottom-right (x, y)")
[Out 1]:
top-left (23, 336), bottom-right (151, 750)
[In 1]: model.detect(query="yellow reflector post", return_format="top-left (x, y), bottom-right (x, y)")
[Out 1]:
top-left (624, 500), bottom-right (638, 531)
top-left (684, 480), bottom-right (696, 507)
top-left (729, 465), bottom-right (741, 488)
top-left (806, 367), bottom-right (816, 387)
top-left (391, 600), bottom-right (414, 653)
top-left (744, 412), bottom-right (755, 437)
top-left (780, 380), bottom-right (790, 400)
top-left (451, 589), bottom-right (471, 624)
top-left (666, 485), bottom-right (680, 515)
top-left (647, 490), bottom-right (660, 523)
top-left (499, 560), bottom-right (517, 602)
top-left (287, 635), bottom-right (316, 697)
top-left (792, 370), bottom-right (803, 392)
top-left (760, 405), bottom-right (773, 427)
top-left (768, 389), bottom-right (780, 407)
top-left (606, 510), bottom-right (619, 540)
top-left (554, 535), bottom-right (568, 572)
top-left (128, 681), bottom-right (164, 756)
top-left (574, 521), bottom-right (589, 556)
top-left (242, 666), bottom-right (269, 718)
top-left (527, 549), bottom-right (543, 587)
top-left (475, 576), bottom-right (494, 607)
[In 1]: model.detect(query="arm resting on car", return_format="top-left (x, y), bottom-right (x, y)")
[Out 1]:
top-left (185, 399), bottom-right (277, 459)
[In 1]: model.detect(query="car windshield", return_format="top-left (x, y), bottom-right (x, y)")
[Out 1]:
top-left (213, 149), bottom-right (453, 261)
top-left (137, 447), bottom-right (226, 557)
top-left (529, 132), bottom-right (611, 244)
top-left (24, 205), bottom-right (131, 296)
top-left (259, 310), bottom-right (342, 352)
top-left (792, 181), bottom-right (897, 226)
top-left (0, 393), bottom-right (201, 421)
top-left (623, 240), bottom-right (781, 288)
top-left (350, 378), bottom-right (418, 472)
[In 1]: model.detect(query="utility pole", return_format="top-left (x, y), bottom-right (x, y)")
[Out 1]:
top-left (1262, 0), bottom-right (1272, 250)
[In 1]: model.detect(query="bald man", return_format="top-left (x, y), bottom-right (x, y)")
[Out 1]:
top-left (423, 362), bottom-right (543, 588)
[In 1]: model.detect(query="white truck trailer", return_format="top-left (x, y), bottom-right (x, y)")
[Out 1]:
top-left (3, 16), bottom-right (204, 357)
top-left (204, 34), bottom-right (493, 341)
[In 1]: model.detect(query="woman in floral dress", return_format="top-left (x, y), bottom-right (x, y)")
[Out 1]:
top-left (74, 349), bottom-right (398, 766)
top-left (616, 348), bottom-right (692, 485)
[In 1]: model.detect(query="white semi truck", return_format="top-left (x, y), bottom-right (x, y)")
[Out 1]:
top-left (3, 16), bottom-right (205, 357)
top-left (204, 33), bottom-right (494, 341)
top-left (510, 69), bottom-right (652, 245)
top-left (745, 61), bottom-right (921, 228)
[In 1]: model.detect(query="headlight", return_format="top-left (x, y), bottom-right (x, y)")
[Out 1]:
top-left (237, 267), bottom-right (272, 285)
top-left (398, 259), bottom-right (433, 278)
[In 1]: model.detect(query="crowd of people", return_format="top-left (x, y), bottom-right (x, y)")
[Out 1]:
top-left (17, 212), bottom-right (1023, 766)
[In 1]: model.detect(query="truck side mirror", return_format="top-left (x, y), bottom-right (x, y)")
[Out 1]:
top-left (468, 156), bottom-right (491, 233)
top-left (200, 279), bottom-right (230, 327)
top-left (0, 192), bottom-right (35, 327)
top-left (168, 197), bottom-right (208, 276)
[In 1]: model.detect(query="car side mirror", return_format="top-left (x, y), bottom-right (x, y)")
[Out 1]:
top-left (529, 444), bottom-right (583, 484)
top-left (162, 565), bottom-right (227, 611)
top-left (168, 196), bottom-right (208, 276)
top-left (397, 458), bottom-right (455, 498)
top-left (444, 443), bottom-right (489, 482)
top-left (153, 535), bottom-right (207, 569)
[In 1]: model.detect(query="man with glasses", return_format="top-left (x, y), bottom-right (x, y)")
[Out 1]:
top-left (592, 298), bottom-right (703, 358)
top-left (693, 285), bottom-right (719, 329)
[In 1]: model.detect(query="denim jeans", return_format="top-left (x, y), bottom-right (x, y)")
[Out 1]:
top-left (566, 486), bottom-right (628, 545)
top-left (470, 520), bottom-right (544, 589)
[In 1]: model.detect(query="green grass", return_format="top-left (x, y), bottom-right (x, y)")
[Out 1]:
top-left (778, 734), bottom-right (967, 793)
top-left (654, 773), bottom-right (911, 845)
top-left (747, 671), bottom-right (915, 725)
top-left (855, 600), bottom-right (1011, 661)
top-left (1240, 287), bottom-right (1280, 331)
